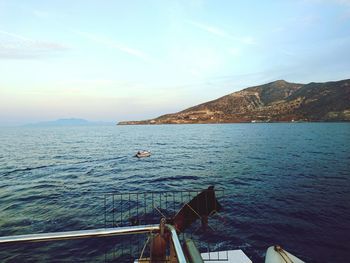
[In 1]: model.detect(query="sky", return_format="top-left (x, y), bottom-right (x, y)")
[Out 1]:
top-left (0, 0), bottom-right (350, 125)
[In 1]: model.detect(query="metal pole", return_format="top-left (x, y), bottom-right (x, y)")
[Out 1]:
top-left (0, 224), bottom-right (187, 263)
top-left (0, 225), bottom-right (159, 244)
top-left (166, 224), bottom-right (187, 263)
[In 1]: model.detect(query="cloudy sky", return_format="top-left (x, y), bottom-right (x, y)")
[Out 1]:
top-left (0, 0), bottom-right (349, 125)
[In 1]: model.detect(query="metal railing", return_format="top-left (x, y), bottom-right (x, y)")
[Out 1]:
top-left (0, 224), bottom-right (186, 263)
top-left (0, 187), bottom-right (227, 262)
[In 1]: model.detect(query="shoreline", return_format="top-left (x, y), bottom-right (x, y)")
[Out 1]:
top-left (117, 120), bottom-right (350, 125)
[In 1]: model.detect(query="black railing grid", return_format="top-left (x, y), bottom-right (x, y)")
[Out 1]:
top-left (104, 189), bottom-right (229, 262)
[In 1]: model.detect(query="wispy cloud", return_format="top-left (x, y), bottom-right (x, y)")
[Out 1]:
top-left (75, 31), bottom-right (152, 61)
top-left (334, 0), bottom-right (350, 4)
top-left (308, 0), bottom-right (350, 5)
top-left (188, 21), bottom-right (230, 38)
top-left (32, 9), bottom-right (50, 19)
top-left (187, 20), bottom-right (256, 45)
top-left (0, 30), bottom-right (69, 59)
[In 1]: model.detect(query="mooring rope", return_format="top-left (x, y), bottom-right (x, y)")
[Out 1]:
top-left (275, 245), bottom-right (294, 263)
top-left (138, 235), bottom-right (151, 261)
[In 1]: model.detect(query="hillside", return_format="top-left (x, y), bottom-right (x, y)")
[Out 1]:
top-left (118, 79), bottom-right (350, 124)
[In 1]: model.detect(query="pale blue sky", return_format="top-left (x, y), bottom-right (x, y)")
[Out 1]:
top-left (1, 0), bottom-right (349, 125)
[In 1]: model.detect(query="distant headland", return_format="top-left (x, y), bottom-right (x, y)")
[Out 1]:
top-left (25, 118), bottom-right (114, 127)
top-left (118, 78), bottom-right (350, 125)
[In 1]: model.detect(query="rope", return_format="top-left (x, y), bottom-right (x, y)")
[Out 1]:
top-left (185, 203), bottom-right (216, 232)
top-left (154, 206), bottom-right (166, 219)
top-left (185, 203), bottom-right (202, 220)
top-left (209, 209), bottom-right (229, 226)
top-left (138, 235), bottom-right (151, 261)
top-left (275, 245), bottom-right (294, 263)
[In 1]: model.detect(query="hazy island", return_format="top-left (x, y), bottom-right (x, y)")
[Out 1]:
top-left (118, 79), bottom-right (350, 125)
top-left (25, 118), bottom-right (114, 127)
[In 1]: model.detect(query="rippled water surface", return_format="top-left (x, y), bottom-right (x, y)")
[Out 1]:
top-left (0, 123), bottom-right (349, 262)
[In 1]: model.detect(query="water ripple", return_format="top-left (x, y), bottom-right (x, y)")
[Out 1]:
top-left (0, 123), bottom-right (349, 262)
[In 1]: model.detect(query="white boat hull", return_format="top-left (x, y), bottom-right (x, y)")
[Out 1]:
top-left (265, 246), bottom-right (305, 263)
top-left (201, 250), bottom-right (252, 263)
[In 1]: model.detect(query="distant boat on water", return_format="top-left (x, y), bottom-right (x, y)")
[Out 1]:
top-left (135, 150), bottom-right (151, 158)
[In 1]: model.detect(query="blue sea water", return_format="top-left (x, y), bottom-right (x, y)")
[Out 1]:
top-left (0, 123), bottom-right (349, 262)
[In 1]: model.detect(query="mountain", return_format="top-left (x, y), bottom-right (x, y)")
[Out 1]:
top-left (25, 118), bottom-right (114, 127)
top-left (118, 79), bottom-right (350, 125)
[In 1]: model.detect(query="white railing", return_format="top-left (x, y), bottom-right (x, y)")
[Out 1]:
top-left (0, 224), bottom-right (187, 263)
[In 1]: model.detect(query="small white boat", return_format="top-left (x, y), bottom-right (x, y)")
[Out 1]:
top-left (135, 150), bottom-right (151, 158)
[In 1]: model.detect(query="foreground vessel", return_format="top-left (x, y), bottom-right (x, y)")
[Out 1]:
top-left (0, 186), bottom-right (305, 262)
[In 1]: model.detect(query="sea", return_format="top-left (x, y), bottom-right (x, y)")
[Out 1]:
top-left (0, 123), bottom-right (349, 263)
